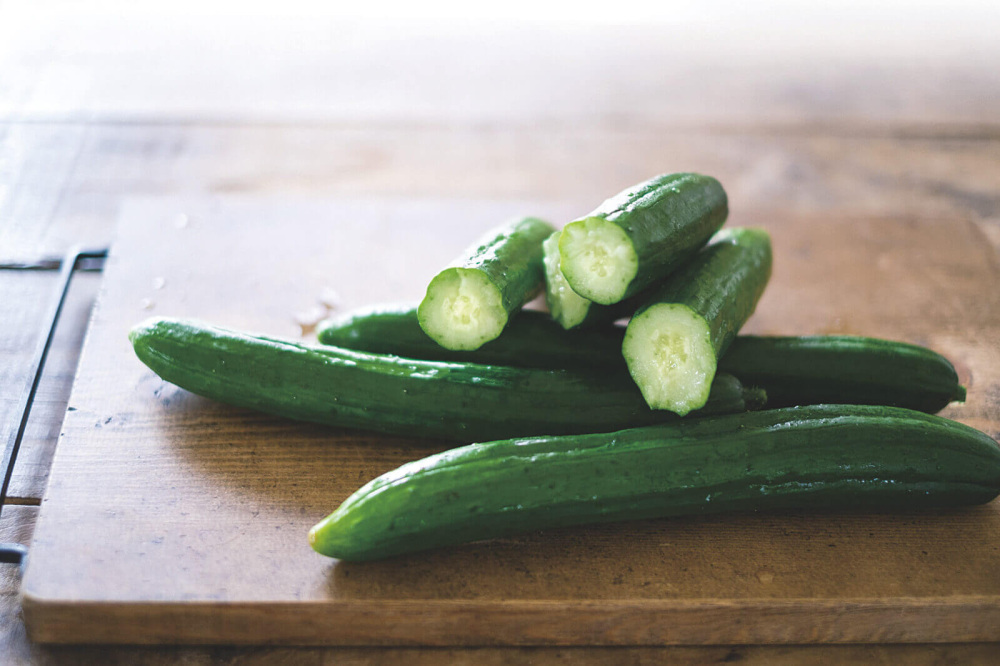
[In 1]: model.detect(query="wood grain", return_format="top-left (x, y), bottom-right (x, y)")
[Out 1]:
top-left (7, 505), bottom-right (1000, 662)
top-left (3, 3), bottom-right (1000, 657)
top-left (0, 271), bottom-right (102, 502)
top-left (19, 196), bottom-right (1000, 645)
top-left (2, 124), bottom-right (998, 264)
top-left (0, 274), bottom-right (54, 466)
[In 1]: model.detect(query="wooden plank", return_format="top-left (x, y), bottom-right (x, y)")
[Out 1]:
top-left (2, 124), bottom-right (998, 262)
top-left (3, 271), bottom-right (102, 502)
top-left (19, 196), bottom-right (1000, 645)
top-left (4, 506), bottom-right (1000, 661)
top-left (0, 272), bottom-right (62, 503)
top-left (0, 123), bottom-right (88, 261)
top-left (0, 505), bottom-right (36, 664)
top-left (2, 4), bottom-right (999, 128)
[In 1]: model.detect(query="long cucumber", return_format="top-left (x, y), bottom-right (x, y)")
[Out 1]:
top-left (130, 317), bottom-right (761, 442)
top-left (718, 335), bottom-right (967, 413)
top-left (624, 227), bottom-right (773, 415)
top-left (318, 305), bottom-right (627, 371)
top-left (558, 173), bottom-right (727, 305)
top-left (309, 404), bottom-right (1000, 561)
top-left (317, 305), bottom-right (966, 414)
top-left (418, 216), bottom-right (554, 350)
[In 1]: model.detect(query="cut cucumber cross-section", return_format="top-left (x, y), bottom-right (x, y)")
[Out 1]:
top-left (543, 229), bottom-right (663, 330)
top-left (543, 231), bottom-right (593, 330)
top-left (622, 304), bottom-right (716, 416)
top-left (559, 173), bottom-right (728, 305)
top-left (418, 268), bottom-right (507, 351)
top-left (418, 216), bottom-right (554, 350)
top-left (320, 304), bottom-right (630, 371)
top-left (319, 304), bottom-right (968, 414)
top-left (624, 227), bottom-right (773, 415)
top-left (558, 220), bottom-right (638, 305)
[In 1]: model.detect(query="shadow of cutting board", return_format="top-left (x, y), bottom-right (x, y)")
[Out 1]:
top-left (21, 196), bottom-right (1000, 645)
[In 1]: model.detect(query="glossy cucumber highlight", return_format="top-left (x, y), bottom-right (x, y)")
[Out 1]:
top-left (309, 404), bottom-right (1000, 561)
top-left (130, 317), bottom-right (760, 443)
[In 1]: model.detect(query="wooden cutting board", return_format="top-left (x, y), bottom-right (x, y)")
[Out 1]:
top-left (21, 196), bottom-right (1000, 645)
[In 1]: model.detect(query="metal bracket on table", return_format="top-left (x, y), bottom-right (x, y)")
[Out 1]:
top-left (0, 248), bottom-right (109, 572)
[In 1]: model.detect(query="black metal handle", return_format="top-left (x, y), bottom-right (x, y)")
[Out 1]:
top-left (0, 247), bottom-right (109, 570)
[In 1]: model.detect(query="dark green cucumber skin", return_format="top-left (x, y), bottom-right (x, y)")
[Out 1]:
top-left (318, 305), bottom-right (966, 414)
top-left (310, 404), bottom-right (1000, 561)
top-left (635, 227), bottom-right (773, 359)
top-left (440, 216), bottom-right (555, 314)
top-left (574, 172), bottom-right (728, 301)
top-left (719, 336), bottom-right (966, 413)
top-left (130, 317), bottom-right (753, 442)
top-left (568, 287), bottom-right (657, 329)
top-left (319, 305), bottom-right (628, 371)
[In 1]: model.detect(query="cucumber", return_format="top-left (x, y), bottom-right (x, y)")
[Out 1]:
top-left (543, 230), bottom-right (593, 329)
top-left (418, 216), bottom-right (554, 351)
top-left (319, 304), bottom-right (627, 372)
top-left (558, 173), bottom-right (727, 305)
top-left (309, 404), bottom-right (1000, 561)
top-left (719, 335), bottom-right (967, 413)
top-left (542, 231), bottom-right (648, 330)
top-left (624, 227), bottom-right (772, 416)
top-left (318, 305), bottom-right (966, 414)
top-left (130, 317), bottom-right (761, 442)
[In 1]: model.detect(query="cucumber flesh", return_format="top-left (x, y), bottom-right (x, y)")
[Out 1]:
top-left (558, 173), bottom-right (728, 305)
top-left (320, 304), bottom-right (630, 371)
top-left (623, 228), bottom-right (772, 415)
top-left (558, 217), bottom-right (638, 305)
top-left (319, 305), bottom-right (967, 414)
top-left (543, 231), bottom-right (656, 330)
top-left (622, 303), bottom-right (716, 416)
top-left (417, 216), bottom-right (554, 351)
top-left (417, 268), bottom-right (508, 351)
top-left (543, 231), bottom-right (592, 329)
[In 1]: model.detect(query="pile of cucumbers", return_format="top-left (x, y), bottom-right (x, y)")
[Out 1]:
top-left (129, 173), bottom-right (1000, 562)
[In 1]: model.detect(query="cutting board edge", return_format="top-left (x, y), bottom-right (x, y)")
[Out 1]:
top-left (21, 594), bottom-right (1000, 646)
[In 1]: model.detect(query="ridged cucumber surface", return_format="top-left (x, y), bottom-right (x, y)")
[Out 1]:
top-left (318, 305), bottom-right (627, 371)
top-left (309, 404), bottom-right (1000, 561)
top-left (720, 335), bottom-right (967, 413)
top-left (624, 227), bottom-right (773, 415)
top-left (318, 305), bottom-right (966, 414)
top-left (559, 173), bottom-right (727, 305)
top-left (130, 317), bottom-right (759, 442)
top-left (418, 216), bottom-right (554, 350)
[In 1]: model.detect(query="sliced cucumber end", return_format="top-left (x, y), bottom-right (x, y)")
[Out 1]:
top-left (543, 231), bottom-right (592, 329)
top-left (623, 304), bottom-right (716, 415)
top-left (559, 217), bottom-right (638, 305)
top-left (418, 268), bottom-right (508, 351)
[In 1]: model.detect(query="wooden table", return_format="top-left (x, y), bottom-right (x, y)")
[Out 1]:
top-left (2, 2), bottom-right (999, 662)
